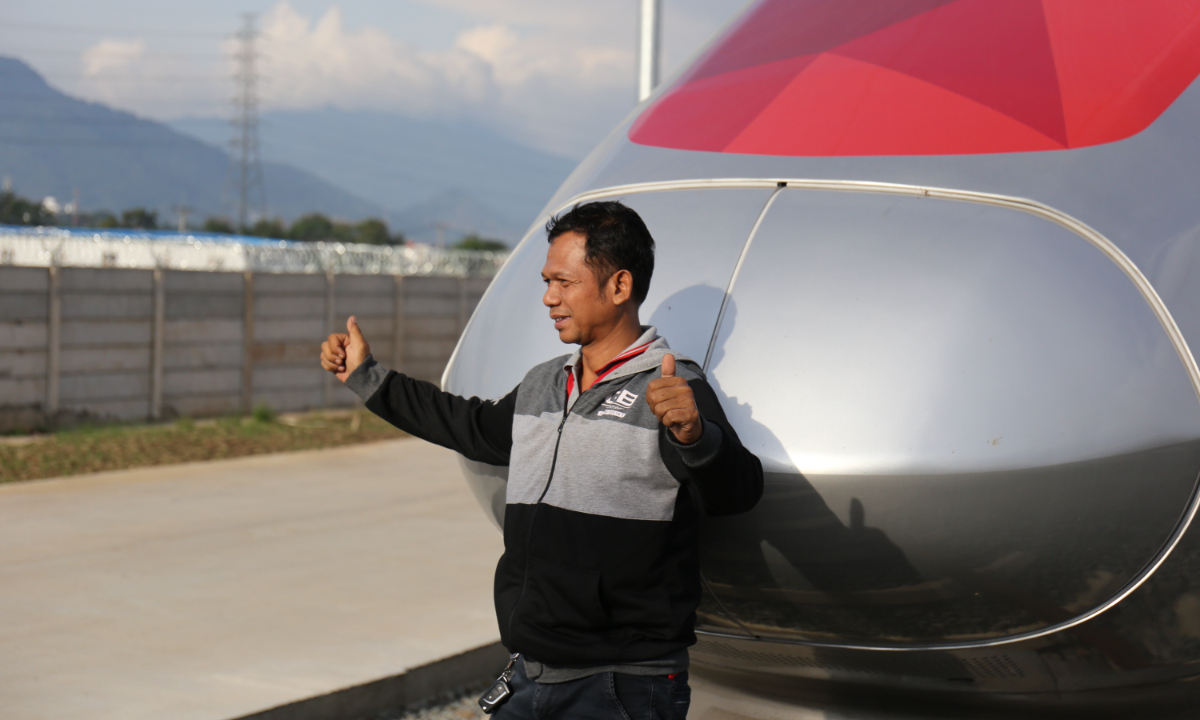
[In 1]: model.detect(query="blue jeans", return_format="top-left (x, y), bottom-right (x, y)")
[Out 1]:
top-left (490, 657), bottom-right (690, 720)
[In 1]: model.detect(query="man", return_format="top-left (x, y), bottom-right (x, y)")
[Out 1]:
top-left (320, 201), bottom-right (762, 719)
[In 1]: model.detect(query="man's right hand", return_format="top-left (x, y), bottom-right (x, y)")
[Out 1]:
top-left (321, 316), bottom-right (372, 383)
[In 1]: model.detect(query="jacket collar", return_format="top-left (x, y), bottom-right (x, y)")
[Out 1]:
top-left (563, 326), bottom-right (698, 392)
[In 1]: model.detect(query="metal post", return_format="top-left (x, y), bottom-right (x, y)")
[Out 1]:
top-left (45, 265), bottom-right (61, 423)
top-left (457, 277), bottom-right (469, 335)
top-left (242, 271), bottom-right (255, 414)
top-left (150, 269), bottom-right (165, 420)
top-left (638, 0), bottom-right (661, 102)
top-left (392, 275), bottom-right (405, 372)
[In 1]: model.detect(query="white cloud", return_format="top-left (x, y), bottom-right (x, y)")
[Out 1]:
top-left (455, 24), bottom-right (517, 67)
top-left (74, 36), bottom-right (226, 119)
top-left (257, 4), bottom-right (480, 112)
top-left (256, 1), bottom-right (634, 156)
top-left (58, 1), bottom-right (743, 158)
top-left (81, 38), bottom-right (146, 76)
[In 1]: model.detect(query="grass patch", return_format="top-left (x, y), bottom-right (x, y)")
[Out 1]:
top-left (0, 410), bottom-right (407, 484)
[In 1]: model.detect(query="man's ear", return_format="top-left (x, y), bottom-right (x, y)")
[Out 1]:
top-left (610, 269), bottom-right (634, 306)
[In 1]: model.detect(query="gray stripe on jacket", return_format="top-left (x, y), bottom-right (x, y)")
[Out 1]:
top-left (541, 416), bottom-right (680, 521)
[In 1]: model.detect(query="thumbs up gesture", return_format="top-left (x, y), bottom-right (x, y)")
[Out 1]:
top-left (320, 316), bottom-right (373, 383)
top-left (646, 353), bottom-right (703, 445)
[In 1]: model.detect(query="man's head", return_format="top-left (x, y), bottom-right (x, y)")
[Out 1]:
top-left (541, 201), bottom-right (656, 346)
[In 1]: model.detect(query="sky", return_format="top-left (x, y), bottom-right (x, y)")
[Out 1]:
top-left (1, 0), bottom-right (752, 158)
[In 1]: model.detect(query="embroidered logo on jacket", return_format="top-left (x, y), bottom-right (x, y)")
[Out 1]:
top-left (598, 389), bottom-right (639, 419)
top-left (608, 389), bottom-right (638, 407)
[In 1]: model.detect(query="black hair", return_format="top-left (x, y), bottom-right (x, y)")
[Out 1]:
top-left (545, 200), bottom-right (655, 304)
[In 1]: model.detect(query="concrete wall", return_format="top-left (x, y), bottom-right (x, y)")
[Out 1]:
top-left (0, 267), bottom-right (49, 432)
top-left (0, 267), bottom-right (491, 431)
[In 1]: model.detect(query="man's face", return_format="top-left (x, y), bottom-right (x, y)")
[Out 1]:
top-left (542, 231), bottom-right (615, 345)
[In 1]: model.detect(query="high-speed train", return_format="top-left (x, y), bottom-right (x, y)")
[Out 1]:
top-left (444, 1), bottom-right (1200, 715)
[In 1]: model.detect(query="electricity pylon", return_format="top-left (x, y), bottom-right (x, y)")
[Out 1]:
top-left (229, 13), bottom-right (266, 230)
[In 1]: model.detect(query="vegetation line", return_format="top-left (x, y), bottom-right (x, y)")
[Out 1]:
top-left (0, 408), bottom-right (408, 484)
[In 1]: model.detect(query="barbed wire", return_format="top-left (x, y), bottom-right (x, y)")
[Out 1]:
top-left (0, 226), bottom-right (507, 277)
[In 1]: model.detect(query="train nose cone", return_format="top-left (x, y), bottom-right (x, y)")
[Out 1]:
top-left (698, 186), bottom-right (1200, 646)
top-left (445, 182), bottom-right (1200, 650)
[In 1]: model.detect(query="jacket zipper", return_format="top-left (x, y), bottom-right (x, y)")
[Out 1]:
top-left (505, 395), bottom-right (570, 638)
top-left (503, 370), bottom-right (635, 641)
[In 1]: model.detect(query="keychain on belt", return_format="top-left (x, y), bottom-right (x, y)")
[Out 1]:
top-left (478, 652), bottom-right (520, 714)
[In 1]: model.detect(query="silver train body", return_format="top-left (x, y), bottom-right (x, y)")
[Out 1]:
top-left (443, 2), bottom-right (1200, 715)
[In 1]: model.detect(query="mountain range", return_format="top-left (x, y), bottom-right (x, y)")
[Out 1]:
top-left (170, 107), bottom-right (575, 243)
top-left (0, 57), bottom-right (577, 243)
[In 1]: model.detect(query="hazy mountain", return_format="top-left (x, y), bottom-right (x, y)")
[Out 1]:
top-left (0, 57), bottom-right (389, 225)
top-left (170, 107), bottom-right (577, 241)
top-left (394, 188), bottom-right (532, 245)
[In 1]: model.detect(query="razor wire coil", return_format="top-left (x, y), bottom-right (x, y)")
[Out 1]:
top-left (0, 225), bottom-right (507, 277)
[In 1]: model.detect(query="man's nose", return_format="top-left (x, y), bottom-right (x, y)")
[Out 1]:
top-left (543, 284), bottom-right (558, 306)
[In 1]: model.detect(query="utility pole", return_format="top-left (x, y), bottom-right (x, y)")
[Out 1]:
top-left (230, 13), bottom-right (266, 231)
top-left (173, 205), bottom-right (192, 233)
top-left (637, 0), bottom-right (661, 102)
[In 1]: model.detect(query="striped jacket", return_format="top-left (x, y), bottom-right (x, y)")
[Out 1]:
top-left (348, 327), bottom-right (763, 666)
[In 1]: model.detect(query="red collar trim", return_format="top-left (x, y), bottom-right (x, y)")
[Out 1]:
top-left (565, 341), bottom-right (654, 396)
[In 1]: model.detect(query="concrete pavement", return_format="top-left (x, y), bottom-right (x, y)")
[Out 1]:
top-left (0, 438), bottom-right (504, 720)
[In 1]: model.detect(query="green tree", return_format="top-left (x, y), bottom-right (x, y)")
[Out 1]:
top-left (120, 207), bottom-right (158, 230)
top-left (289, 213), bottom-right (334, 242)
top-left (355, 218), bottom-right (391, 245)
top-left (202, 217), bottom-right (236, 234)
top-left (454, 234), bottom-right (507, 252)
top-left (248, 218), bottom-right (287, 239)
top-left (0, 191), bottom-right (54, 226)
top-left (331, 222), bottom-right (357, 244)
top-left (92, 211), bottom-right (120, 228)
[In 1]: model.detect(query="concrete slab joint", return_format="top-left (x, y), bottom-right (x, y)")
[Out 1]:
top-left (45, 265), bottom-right (60, 421)
top-left (243, 271), bottom-right (255, 415)
top-left (150, 268), bottom-right (165, 420)
top-left (323, 272), bottom-right (336, 409)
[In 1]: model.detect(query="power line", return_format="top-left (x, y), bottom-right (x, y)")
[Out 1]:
top-left (0, 115), bottom-right (172, 124)
top-left (0, 136), bottom-right (206, 147)
top-left (2, 92), bottom-right (229, 103)
top-left (0, 47), bottom-right (226, 59)
top-left (1, 21), bottom-right (227, 38)
top-left (0, 72), bottom-right (226, 82)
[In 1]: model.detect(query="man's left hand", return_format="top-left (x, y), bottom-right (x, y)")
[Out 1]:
top-left (646, 354), bottom-right (703, 445)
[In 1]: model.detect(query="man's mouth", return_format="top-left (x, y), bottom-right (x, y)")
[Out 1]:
top-left (552, 315), bottom-right (570, 330)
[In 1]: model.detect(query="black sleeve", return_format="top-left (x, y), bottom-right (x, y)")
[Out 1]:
top-left (361, 368), bottom-right (516, 467)
top-left (658, 377), bottom-right (764, 516)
